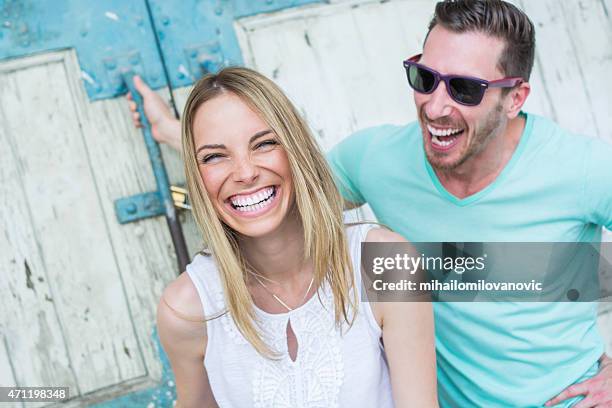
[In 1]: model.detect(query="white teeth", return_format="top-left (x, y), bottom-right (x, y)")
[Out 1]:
top-left (427, 124), bottom-right (462, 137)
top-left (230, 187), bottom-right (276, 211)
top-left (432, 135), bottom-right (453, 147)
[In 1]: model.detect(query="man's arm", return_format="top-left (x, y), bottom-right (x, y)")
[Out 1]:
top-left (327, 128), bottom-right (380, 209)
top-left (126, 75), bottom-right (182, 151)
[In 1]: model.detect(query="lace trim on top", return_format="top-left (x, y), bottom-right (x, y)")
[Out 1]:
top-left (207, 272), bottom-right (344, 407)
top-left (252, 282), bottom-right (343, 408)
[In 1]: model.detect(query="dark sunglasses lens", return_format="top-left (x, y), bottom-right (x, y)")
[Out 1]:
top-left (408, 65), bottom-right (436, 93)
top-left (449, 77), bottom-right (485, 105)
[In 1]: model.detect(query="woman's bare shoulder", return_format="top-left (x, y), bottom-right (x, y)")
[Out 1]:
top-left (162, 272), bottom-right (206, 321)
top-left (365, 227), bottom-right (406, 243)
top-left (157, 272), bottom-right (207, 349)
top-left (157, 274), bottom-right (214, 405)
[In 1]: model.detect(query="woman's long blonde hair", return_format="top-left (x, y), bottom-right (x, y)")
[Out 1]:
top-left (182, 67), bottom-right (357, 357)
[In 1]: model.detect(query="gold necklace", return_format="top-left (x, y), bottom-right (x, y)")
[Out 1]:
top-left (248, 270), bottom-right (315, 312)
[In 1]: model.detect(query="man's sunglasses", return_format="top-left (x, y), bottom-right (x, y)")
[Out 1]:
top-left (403, 54), bottom-right (524, 106)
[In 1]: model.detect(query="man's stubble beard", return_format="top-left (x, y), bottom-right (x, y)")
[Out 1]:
top-left (425, 101), bottom-right (506, 171)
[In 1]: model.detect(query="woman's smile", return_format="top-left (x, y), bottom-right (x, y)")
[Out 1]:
top-left (225, 185), bottom-right (281, 218)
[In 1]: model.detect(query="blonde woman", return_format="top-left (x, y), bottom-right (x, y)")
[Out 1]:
top-left (142, 68), bottom-right (437, 407)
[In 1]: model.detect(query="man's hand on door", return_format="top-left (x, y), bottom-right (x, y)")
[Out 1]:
top-left (126, 75), bottom-right (182, 151)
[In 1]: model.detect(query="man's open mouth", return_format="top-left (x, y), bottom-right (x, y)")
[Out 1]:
top-left (427, 124), bottom-right (465, 150)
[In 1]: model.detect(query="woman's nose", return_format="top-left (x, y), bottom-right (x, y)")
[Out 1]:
top-left (232, 156), bottom-right (259, 184)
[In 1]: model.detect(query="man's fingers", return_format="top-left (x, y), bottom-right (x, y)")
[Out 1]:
top-left (133, 75), bottom-right (143, 91)
top-left (573, 390), bottom-right (612, 408)
top-left (129, 101), bottom-right (137, 111)
top-left (573, 394), bottom-right (597, 408)
top-left (132, 112), bottom-right (140, 123)
top-left (546, 381), bottom-right (593, 406)
top-left (133, 75), bottom-right (151, 95)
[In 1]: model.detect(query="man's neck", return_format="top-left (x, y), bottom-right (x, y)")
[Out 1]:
top-left (434, 115), bottom-right (526, 199)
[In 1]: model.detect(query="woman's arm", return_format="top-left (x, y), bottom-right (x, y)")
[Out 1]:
top-left (366, 228), bottom-right (438, 408)
top-left (157, 273), bottom-right (218, 408)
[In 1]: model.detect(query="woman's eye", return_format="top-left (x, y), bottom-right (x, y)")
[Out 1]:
top-left (255, 139), bottom-right (278, 150)
top-left (200, 153), bottom-right (223, 164)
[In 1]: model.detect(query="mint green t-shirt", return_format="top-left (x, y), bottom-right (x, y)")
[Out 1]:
top-left (327, 113), bottom-right (612, 407)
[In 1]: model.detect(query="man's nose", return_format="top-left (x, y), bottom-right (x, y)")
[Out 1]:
top-left (232, 155), bottom-right (259, 184)
top-left (424, 81), bottom-right (454, 120)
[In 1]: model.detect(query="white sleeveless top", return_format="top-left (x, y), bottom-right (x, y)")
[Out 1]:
top-left (186, 224), bottom-right (393, 408)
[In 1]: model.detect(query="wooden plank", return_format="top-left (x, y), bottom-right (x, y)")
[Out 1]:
top-left (0, 336), bottom-right (23, 408)
top-left (0, 49), bottom-right (206, 405)
top-left (500, 0), bottom-right (555, 119)
top-left (65, 51), bottom-right (201, 402)
top-left (558, 0), bottom-right (612, 142)
top-left (0, 52), bottom-right (145, 395)
top-left (0, 55), bottom-right (80, 394)
top-left (58, 51), bottom-right (176, 396)
top-left (604, 0), bottom-right (612, 29)
top-left (518, 0), bottom-right (600, 136)
top-left (0, 336), bottom-right (17, 387)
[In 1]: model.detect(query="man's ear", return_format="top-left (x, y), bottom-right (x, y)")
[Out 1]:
top-left (506, 82), bottom-right (531, 119)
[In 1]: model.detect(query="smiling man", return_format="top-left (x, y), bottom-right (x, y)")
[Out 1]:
top-left (328, 0), bottom-right (612, 406)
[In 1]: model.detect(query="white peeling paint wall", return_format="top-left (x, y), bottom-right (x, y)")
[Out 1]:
top-left (234, 0), bottom-right (612, 351)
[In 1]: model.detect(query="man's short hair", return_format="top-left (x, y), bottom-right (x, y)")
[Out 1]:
top-left (427, 0), bottom-right (536, 82)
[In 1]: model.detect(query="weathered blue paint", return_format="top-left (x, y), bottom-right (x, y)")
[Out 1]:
top-left (144, 0), bottom-right (324, 88)
top-left (233, 0), bottom-right (323, 18)
top-left (0, 0), bottom-right (165, 100)
top-left (115, 190), bottom-right (164, 224)
top-left (0, 0), bottom-right (324, 100)
top-left (91, 327), bottom-right (177, 408)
